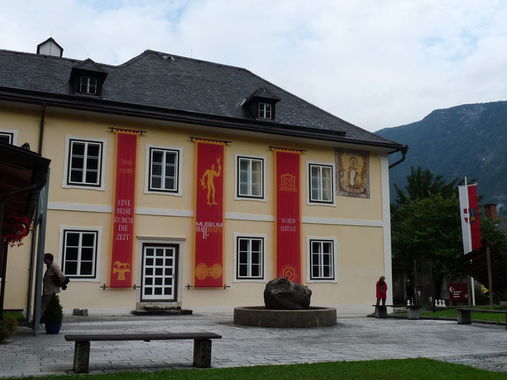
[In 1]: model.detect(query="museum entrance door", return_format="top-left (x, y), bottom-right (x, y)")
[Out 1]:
top-left (141, 243), bottom-right (179, 302)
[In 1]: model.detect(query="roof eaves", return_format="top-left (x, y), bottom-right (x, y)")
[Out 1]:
top-left (0, 87), bottom-right (402, 150)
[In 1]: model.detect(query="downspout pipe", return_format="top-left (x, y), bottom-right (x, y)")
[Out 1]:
top-left (389, 145), bottom-right (408, 169)
top-left (26, 103), bottom-right (46, 320)
top-left (38, 103), bottom-right (46, 155)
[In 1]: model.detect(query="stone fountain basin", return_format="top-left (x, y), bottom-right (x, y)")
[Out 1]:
top-left (234, 306), bottom-right (337, 328)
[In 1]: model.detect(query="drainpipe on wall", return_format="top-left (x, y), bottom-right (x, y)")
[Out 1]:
top-left (389, 145), bottom-right (408, 169)
top-left (26, 103), bottom-right (47, 322)
top-left (38, 103), bottom-right (46, 155)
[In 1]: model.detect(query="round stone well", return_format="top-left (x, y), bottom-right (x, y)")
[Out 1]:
top-left (233, 306), bottom-right (337, 328)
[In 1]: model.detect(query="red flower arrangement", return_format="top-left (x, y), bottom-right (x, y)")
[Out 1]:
top-left (1, 214), bottom-right (32, 247)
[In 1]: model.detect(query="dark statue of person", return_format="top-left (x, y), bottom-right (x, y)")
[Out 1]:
top-left (264, 278), bottom-right (312, 310)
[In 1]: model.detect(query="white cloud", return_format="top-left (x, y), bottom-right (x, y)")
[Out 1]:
top-left (1, 0), bottom-right (507, 131)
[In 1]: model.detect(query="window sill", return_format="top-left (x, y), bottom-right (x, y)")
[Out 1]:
top-left (62, 184), bottom-right (105, 191)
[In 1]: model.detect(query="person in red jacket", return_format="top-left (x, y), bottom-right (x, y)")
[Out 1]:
top-left (376, 276), bottom-right (387, 306)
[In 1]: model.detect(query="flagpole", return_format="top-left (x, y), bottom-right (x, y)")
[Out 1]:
top-left (464, 177), bottom-right (476, 307)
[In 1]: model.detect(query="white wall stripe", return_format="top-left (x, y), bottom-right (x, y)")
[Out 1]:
top-left (302, 217), bottom-right (382, 227)
top-left (136, 207), bottom-right (193, 217)
top-left (49, 202), bottom-right (112, 213)
top-left (225, 212), bottom-right (274, 222)
top-left (381, 155), bottom-right (393, 305)
top-left (48, 203), bottom-right (384, 228)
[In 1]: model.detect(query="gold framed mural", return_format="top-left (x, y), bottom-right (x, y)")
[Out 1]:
top-left (336, 150), bottom-right (370, 198)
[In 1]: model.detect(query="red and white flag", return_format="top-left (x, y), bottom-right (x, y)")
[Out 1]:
top-left (458, 183), bottom-right (481, 254)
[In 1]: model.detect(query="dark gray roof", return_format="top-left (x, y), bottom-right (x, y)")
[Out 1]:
top-left (73, 58), bottom-right (105, 72)
top-left (245, 87), bottom-right (281, 102)
top-left (0, 48), bottom-right (401, 149)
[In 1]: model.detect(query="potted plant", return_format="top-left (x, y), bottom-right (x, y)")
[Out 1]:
top-left (44, 294), bottom-right (63, 334)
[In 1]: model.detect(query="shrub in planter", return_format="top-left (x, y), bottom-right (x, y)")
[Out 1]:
top-left (0, 315), bottom-right (18, 343)
top-left (4, 315), bottom-right (17, 335)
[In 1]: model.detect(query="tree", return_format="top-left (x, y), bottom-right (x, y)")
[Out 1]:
top-left (480, 216), bottom-right (507, 251)
top-left (392, 193), bottom-right (463, 280)
top-left (392, 167), bottom-right (507, 304)
top-left (393, 166), bottom-right (459, 205)
top-left (391, 167), bottom-right (464, 303)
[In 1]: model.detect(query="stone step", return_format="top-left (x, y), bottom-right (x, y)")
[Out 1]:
top-left (131, 308), bottom-right (193, 316)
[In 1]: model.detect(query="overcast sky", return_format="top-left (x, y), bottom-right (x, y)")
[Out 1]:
top-left (1, 0), bottom-right (507, 132)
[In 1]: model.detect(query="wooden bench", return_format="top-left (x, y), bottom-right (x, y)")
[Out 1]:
top-left (65, 332), bottom-right (222, 373)
top-left (456, 308), bottom-right (507, 329)
top-left (372, 305), bottom-right (422, 319)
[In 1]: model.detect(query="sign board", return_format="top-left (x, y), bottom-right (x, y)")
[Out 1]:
top-left (448, 282), bottom-right (468, 301)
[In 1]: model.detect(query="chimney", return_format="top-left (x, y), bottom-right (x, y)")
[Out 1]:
top-left (36, 37), bottom-right (63, 57)
top-left (484, 204), bottom-right (498, 220)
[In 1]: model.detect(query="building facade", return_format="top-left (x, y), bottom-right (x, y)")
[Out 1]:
top-left (0, 39), bottom-right (403, 315)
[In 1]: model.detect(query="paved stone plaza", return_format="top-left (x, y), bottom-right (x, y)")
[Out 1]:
top-left (1, 313), bottom-right (506, 377)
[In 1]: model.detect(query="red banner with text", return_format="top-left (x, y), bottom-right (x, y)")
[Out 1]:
top-left (110, 132), bottom-right (137, 288)
top-left (275, 150), bottom-right (301, 283)
top-left (194, 141), bottom-right (224, 287)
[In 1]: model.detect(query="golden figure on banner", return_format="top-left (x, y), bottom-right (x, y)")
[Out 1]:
top-left (195, 262), bottom-right (223, 280)
top-left (112, 261), bottom-right (130, 281)
top-left (200, 157), bottom-right (221, 206)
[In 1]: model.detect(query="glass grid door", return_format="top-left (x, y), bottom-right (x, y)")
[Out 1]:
top-left (141, 244), bottom-right (178, 301)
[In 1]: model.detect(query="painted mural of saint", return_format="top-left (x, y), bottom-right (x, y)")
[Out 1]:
top-left (343, 156), bottom-right (364, 189)
top-left (336, 150), bottom-right (370, 198)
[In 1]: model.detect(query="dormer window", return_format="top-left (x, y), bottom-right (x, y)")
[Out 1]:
top-left (258, 103), bottom-right (272, 120)
top-left (242, 87), bottom-right (280, 121)
top-left (69, 58), bottom-right (107, 97)
top-left (79, 75), bottom-right (98, 95)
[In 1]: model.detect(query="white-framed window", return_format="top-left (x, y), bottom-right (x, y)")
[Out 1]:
top-left (0, 129), bottom-right (17, 145)
top-left (235, 235), bottom-right (264, 280)
top-left (60, 227), bottom-right (101, 279)
top-left (236, 156), bottom-right (264, 199)
top-left (64, 137), bottom-right (105, 189)
top-left (79, 75), bottom-right (98, 95)
top-left (141, 243), bottom-right (179, 301)
top-left (258, 102), bottom-right (272, 119)
top-left (308, 162), bottom-right (334, 204)
top-left (308, 238), bottom-right (335, 281)
top-left (147, 146), bottom-right (180, 194)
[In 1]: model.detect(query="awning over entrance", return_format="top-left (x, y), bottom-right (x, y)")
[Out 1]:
top-left (0, 141), bottom-right (50, 319)
top-left (0, 142), bottom-right (50, 219)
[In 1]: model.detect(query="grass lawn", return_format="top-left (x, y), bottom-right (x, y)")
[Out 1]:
top-left (427, 305), bottom-right (506, 323)
top-left (8, 359), bottom-right (507, 379)
top-left (392, 305), bottom-right (507, 324)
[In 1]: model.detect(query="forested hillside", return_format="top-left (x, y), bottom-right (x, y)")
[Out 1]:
top-left (377, 101), bottom-right (507, 212)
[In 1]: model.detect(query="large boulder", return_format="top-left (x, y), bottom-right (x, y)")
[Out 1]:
top-left (263, 278), bottom-right (312, 310)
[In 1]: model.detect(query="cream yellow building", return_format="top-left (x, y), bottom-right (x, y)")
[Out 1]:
top-left (0, 39), bottom-right (404, 316)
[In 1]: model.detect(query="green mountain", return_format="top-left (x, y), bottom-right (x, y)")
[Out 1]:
top-left (376, 101), bottom-right (507, 212)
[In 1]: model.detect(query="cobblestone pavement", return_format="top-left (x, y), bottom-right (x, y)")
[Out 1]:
top-left (1, 313), bottom-right (506, 378)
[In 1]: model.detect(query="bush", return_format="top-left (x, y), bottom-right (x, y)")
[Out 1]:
top-left (0, 315), bottom-right (18, 343)
top-left (45, 294), bottom-right (63, 321)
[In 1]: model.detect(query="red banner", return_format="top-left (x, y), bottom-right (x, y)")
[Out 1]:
top-left (194, 141), bottom-right (224, 287)
top-left (468, 185), bottom-right (481, 251)
top-left (110, 132), bottom-right (137, 288)
top-left (275, 150), bottom-right (301, 283)
top-left (459, 183), bottom-right (481, 253)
